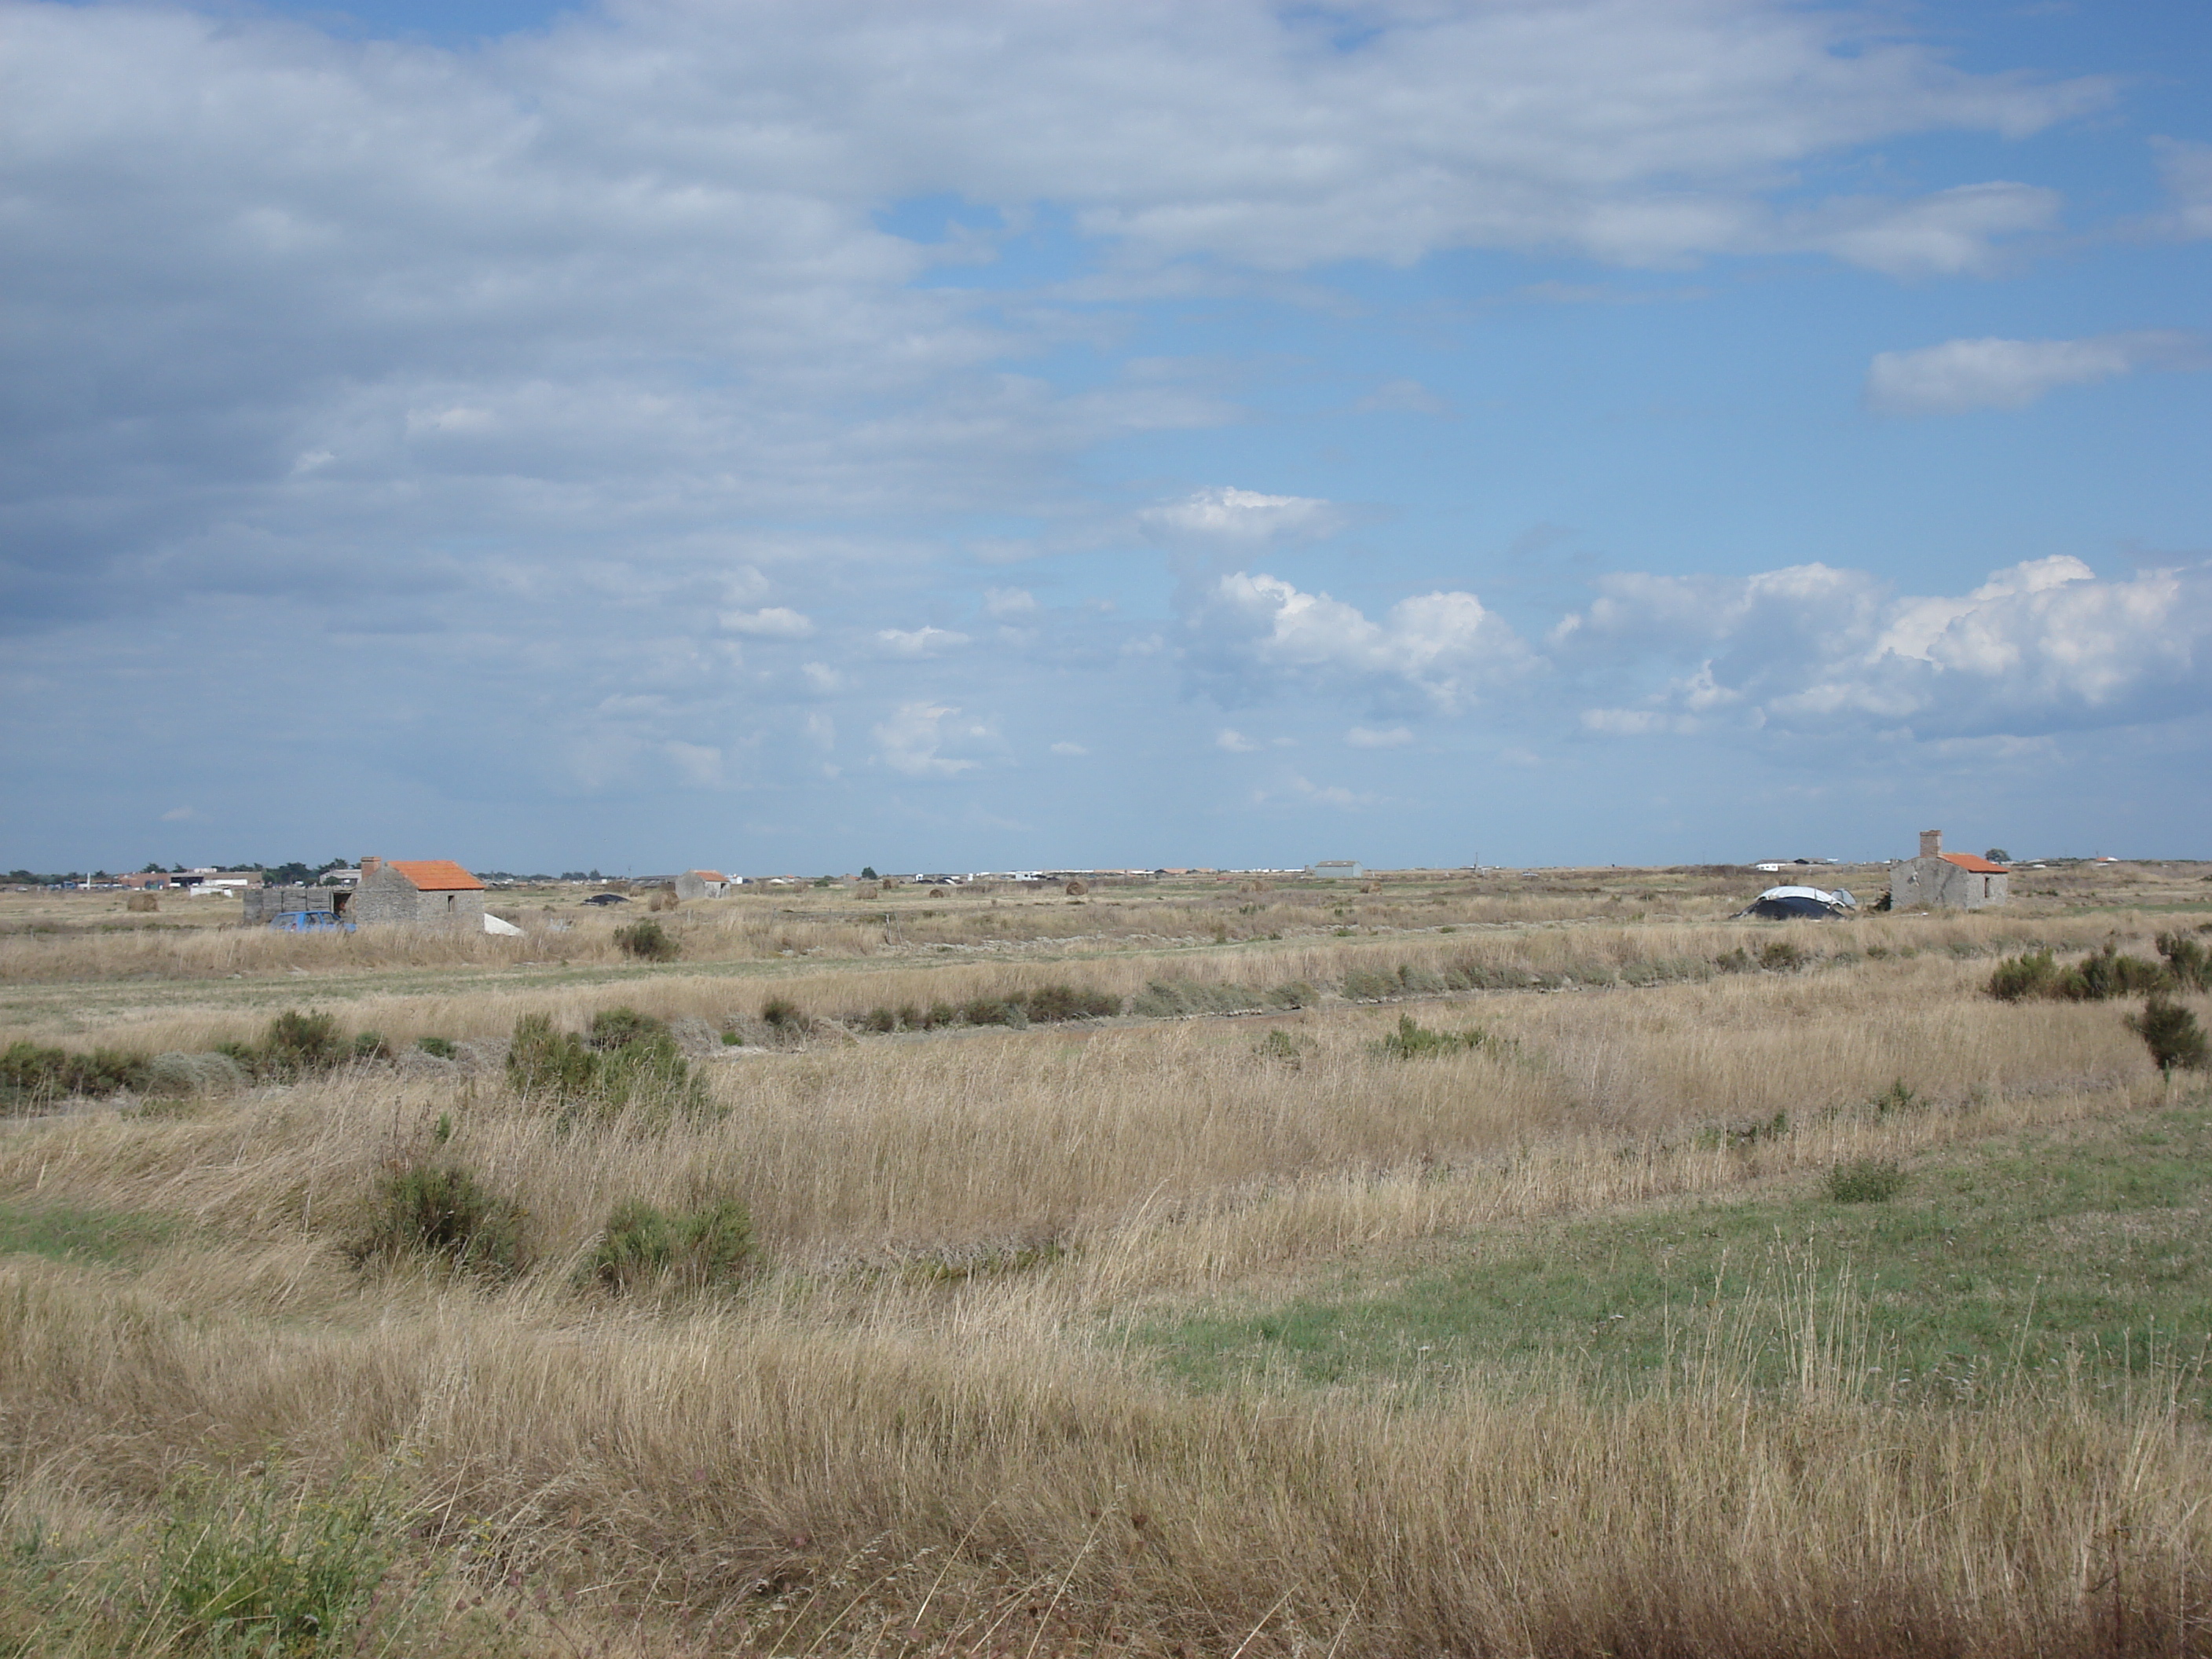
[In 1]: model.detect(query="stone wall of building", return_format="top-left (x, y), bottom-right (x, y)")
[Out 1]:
top-left (1888, 856), bottom-right (2009, 910)
top-left (242, 884), bottom-right (339, 925)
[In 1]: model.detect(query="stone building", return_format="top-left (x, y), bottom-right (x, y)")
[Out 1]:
top-left (243, 884), bottom-right (346, 925)
top-left (1888, 830), bottom-right (2009, 910)
top-left (348, 857), bottom-right (487, 926)
top-left (674, 869), bottom-right (732, 899)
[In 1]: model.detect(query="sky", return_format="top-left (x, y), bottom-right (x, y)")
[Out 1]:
top-left (3, 0), bottom-right (2209, 875)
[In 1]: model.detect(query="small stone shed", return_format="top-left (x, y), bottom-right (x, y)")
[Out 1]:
top-left (350, 857), bottom-right (487, 926)
top-left (674, 869), bottom-right (732, 899)
top-left (244, 884), bottom-right (346, 925)
top-left (1888, 831), bottom-right (2009, 911)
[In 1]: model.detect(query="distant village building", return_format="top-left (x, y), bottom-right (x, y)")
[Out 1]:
top-left (1888, 830), bottom-right (2009, 910)
top-left (1306, 859), bottom-right (1364, 880)
top-left (348, 857), bottom-right (487, 926)
top-left (674, 869), bottom-right (732, 899)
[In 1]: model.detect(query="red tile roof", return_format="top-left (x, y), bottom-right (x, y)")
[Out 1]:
top-left (687, 870), bottom-right (728, 882)
top-left (386, 859), bottom-right (484, 891)
top-left (1940, 852), bottom-right (2009, 874)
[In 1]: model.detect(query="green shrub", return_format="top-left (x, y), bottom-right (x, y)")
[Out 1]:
top-left (361, 1162), bottom-right (523, 1276)
top-left (1372, 1013), bottom-right (1498, 1060)
top-left (350, 1030), bottom-right (390, 1062)
top-left (2156, 932), bottom-right (2212, 993)
top-left (719, 1028), bottom-right (744, 1046)
top-left (2064, 943), bottom-right (2168, 1001)
top-left (1870, 1079), bottom-right (1922, 1118)
top-left (507, 1008), bottom-right (701, 1122)
top-left (1339, 967), bottom-right (1397, 1002)
top-left (1, 1040), bottom-right (149, 1110)
top-left (1254, 1029), bottom-right (1309, 1069)
top-left (583, 1196), bottom-right (755, 1293)
top-left (2130, 995), bottom-right (2208, 1074)
top-left (1988, 948), bottom-right (2058, 1002)
top-left (159, 1470), bottom-right (408, 1656)
top-left (1268, 980), bottom-right (1319, 1009)
top-left (244, 1009), bottom-right (347, 1080)
top-left (1020, 982), bottom-right (1121, 1022)
top-left (1757, 939), bottom-right (1809, 972)
top-left (859, 1005), bottom-right (898, 1033)
top-left (1128, 979), bottom-right (1265, 1018)
top-left (961, 994), bottom-right (1023, 1027)
top-left (760, 995), bottom-right (807, 1031)
top-left (414, 1035), bottom-right (459, 1060)
top-left (1713, 947), bottom-right (1752, 974)
top-left (1827, 1158), bottom-right (1906, 1203)
top-left (613, 918), bottom-right (679, 961)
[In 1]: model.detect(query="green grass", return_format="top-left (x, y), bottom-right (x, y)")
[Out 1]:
top-left (0, 1199), bottom-right (174, 1265)
top-left (1141, 1093), bottom-right (2212, 1404)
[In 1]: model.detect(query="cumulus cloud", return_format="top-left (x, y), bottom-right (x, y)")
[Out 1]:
top-left (872, 702), bottom-right (978, 777)
top-left (1563, 557), bottom-right (2212, 738)
top-left (1049, 740), bottom-right (1087, 756)
top-left (1346, 725), bottom-right (1414, 749)
top-left (2152, 138), bottom-right (2212, 240)
top-left (1866, 333), bottom-right (2204, 414)
top-left (1188, 572), bottom-right (1534, 712)
top-left (720, 606), bottom-right (816, 638)
top-left (1141, 487), bottom-right (1342, 546)
top-left (1216, 729), bottom-right (1260, 753)
top-left (982, 587), bottom-right (1038, 618)
top-left (875, 626), bottom-right (972, 657)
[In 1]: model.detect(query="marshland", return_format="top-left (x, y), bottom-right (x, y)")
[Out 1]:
top-left (4, 860), bottom-right (2210, 1656)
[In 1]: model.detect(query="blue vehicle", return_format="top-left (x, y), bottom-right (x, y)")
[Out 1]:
top-left (268, 910), bottom-right (355, 932)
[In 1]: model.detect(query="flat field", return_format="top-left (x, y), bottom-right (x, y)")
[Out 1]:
top-left (3, 862), bottom-right (2210, 1656)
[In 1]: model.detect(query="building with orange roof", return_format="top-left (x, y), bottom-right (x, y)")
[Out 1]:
top-left (1888, 830), bottom-right (2009, 910)
top-left (350, 855), bottom-right (489, 927)
top-left (674, 869), bottom-right (732, 899)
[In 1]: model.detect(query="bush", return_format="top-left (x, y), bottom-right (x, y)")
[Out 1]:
top-left (159, 1470), bottom-right (408, 1656)
top-left (507, 1008), bottom-right (701, 1122)
top-left (2130, 995), bottom-right (2208, 1074)
top-left (1757, 939), bottom-right (1809, 972)
top-left (1268, 980), bottom-right (1319, 1009)
top-left (1373, 1013), bottom-right (1498, 1060)
top-left (350, 1030), bottom-right (390, 1062)
top-left (760, 995), bottom-right (808, 1031)
top-left (1988, 948), bottom-right (2058, 1002)
top-left (1340, 967), bottom-right (1397, 1002)
top-left (414, 1035), bottom-right (458, 1060)
top-left (2157, 932), bottom-right (2212, 993)
top-left (1827, 1158), bottom-right (1906, 1203)
top-left (1, 1040), bottom-right (149, 1110)
top-left (361, 1162), bottom-right (523, 1276)
top-left (583, 1196), bottom-right (755, 1293)
top-left (1254, 1029), bottom-right (1310, 1069)
top-left (613, 918), bottom-right (679, 961)
top-left (1020, 983), bottom-right (1120, 1022)
top-left (259, 1009), bottom-right (347, 1079)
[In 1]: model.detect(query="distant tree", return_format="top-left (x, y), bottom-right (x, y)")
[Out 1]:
top-left (861, 866), bottom-right (879, 880)
top-left (140, 862), bottom-right (165, 874)
top-left (1985, 848), bottom-right (2012, 863)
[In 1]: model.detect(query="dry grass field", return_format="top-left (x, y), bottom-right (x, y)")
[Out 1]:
top-left (3, 862), bottom-right (2210, 1655)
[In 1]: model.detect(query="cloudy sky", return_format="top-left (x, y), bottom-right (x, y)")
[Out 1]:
top-left (5, 0), bottom-right (2209, 873)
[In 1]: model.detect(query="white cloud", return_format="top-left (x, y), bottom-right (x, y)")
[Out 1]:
top-left (1291, 775), bottom-right (1374, 810)
top-left (1562, 556), bottom-right (2212, 738)
top-left (2153, 138), bottom-right (2212, 240)
top-left (876, 626), bottom-right (972, 657)
top-left (1346, 725), bottom-right (1413, 749)
top-left (664, 740), bottom-right (724, 787)
top-left (1189, 572), bottom-right (1534, 712)
top-left (159, 804), bottom-right (200, 822)
top-left (1049, 740), bottom-right (1087, 756)
top-left (1866, 333), bottom-right (2203, 414)
top-left (1806, 181), bottom-right (2060, 276)
top-left (983, 587), bottom-right (1038, 618)
top-left (801, 661), bottom-right (844, 694)
top-left (872, 702), bottom-right (978, 777)
top-left (1142, 487), bottom-right (1342, 545)
top-left (1216, 728), bottom-right (1259, 753)
top-left (720, 606), bottom-right (817, 638)
top-left (1353, 380), bottom-right (1453, 417)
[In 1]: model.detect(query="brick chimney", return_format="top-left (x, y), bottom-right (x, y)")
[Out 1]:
top-left (361, 856), bottom-right (382, 878)
top-left (1918, 830), bottom-right (1942, 859)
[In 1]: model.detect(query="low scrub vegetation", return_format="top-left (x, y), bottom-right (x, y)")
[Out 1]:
top-left (613, 917), bottom-right (679, 961)
top-left (1372, 1012), bottom-right (1502, 1060)
top-left (356, 1159), bottom-right (525, 1276)
top-left (1, 1038), bottom-right (146, 1110)
top-left (2131, 994), bottom-right (2208, 1073)
top-left (581, 1195), bottom-right (756, 1293)
top-left (506, 1005), bottom-right (703, 1123)
top-left (1987, 932), bottom-right (2211, 1002)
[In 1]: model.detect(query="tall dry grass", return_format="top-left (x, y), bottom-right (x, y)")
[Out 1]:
top-left (3, 1258), bottom-right (2208, 1656)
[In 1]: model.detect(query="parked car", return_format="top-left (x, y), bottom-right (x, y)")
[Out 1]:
top-left (584, 892), bottom-right (629, 906)
top-left (268, 910), bottom-right (354, 932)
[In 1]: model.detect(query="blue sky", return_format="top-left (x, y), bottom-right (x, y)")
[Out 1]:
top-left (4, 1), bottom-right (2209, 873)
